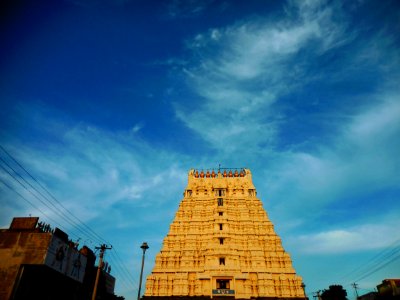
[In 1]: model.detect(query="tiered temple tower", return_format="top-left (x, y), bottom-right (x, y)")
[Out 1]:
top-left (144, 168), bottom-right (305, 300)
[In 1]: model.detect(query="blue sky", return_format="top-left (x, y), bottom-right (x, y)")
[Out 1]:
top-left (1, 0), bottom-right (400, 299)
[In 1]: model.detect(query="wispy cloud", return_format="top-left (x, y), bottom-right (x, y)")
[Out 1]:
top-left (170, 0), bottom-right (400, 257)
top-left (0, 105), bottom-right (189, 234)
top-left (266, 95), bottom-right (400, 221)
top-left (131, 123), bottom-right (144, 133)
top-left (1, 0), bottom-right (399, 297)
top-left (166, 0), bottom-right (216, 18)
top-left (289, 218), bottom-right (400, 254)
top-left (174, 0), bottom-right (348, 153)
top-left (0, 108), bottom-right (191, 298)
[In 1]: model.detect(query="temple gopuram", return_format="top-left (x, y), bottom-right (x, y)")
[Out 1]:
top-left (143, 168), bottom-right (306, 300)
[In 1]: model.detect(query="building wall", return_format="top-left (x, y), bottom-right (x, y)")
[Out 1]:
top-left (0, 217), bottom-right (119, 300)
top-left (0, 230), bottom-right (52, 300)
top-left (378, 279), bottom-right (400, 297)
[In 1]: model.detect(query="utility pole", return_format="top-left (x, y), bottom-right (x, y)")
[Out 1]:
top-left (92, 244), bottom-right (112, 300)
top-left (313, 290), bottom-right (322, 300)
top-left (352, 283), bottom-right (359, 300)
top-left (137, 242), bottom-right (149, 300)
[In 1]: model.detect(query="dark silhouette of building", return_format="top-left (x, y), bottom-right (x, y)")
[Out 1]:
top-left (377, 279), bottom-right (400, 299)
top-left (0, 217), bottom-right (122, 300)
top-left (358, 279), bottom-right (400, 300)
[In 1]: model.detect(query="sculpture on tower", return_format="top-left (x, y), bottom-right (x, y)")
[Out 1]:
top-left (144, 168), bottom-right (306, 300)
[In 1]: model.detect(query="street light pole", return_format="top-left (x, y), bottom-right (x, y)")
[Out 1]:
top-left (137, 242), bottom-right (149, 300)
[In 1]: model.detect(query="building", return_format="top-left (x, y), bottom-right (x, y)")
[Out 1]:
top-left (0, 217), bottom-right (118, 300)
top-left (144, 168), bottom-right (306, 300)
top-left (377, 279), bottom-right (400, 299)
top-left (358, 292), bottom-right (377, 300)
top-left (358, 279), bottom-right (400, 300)
top-left (372, 279), bottom-right (400, 300)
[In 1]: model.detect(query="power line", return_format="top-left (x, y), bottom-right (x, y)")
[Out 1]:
top-left (109, 248), bottom-right (138, 289)
top-left (0, 145), bottom-right (108, 244)
top-left (338, 238), bottom-right (400, 283)
top-left (0, 156), bottom-right (62, 213)
top-left (0, 145), bottom-right (137, 291)
top-left (0, 161), bottom-right (88, 241)
top-left (0, 145), bottom-right (138, 290)
top-left (353, 252), bottom-right (400, 282)
top-left (0, 177), bottom-right (65, 233)
top-left (0, 154), bottom-right (111, 248)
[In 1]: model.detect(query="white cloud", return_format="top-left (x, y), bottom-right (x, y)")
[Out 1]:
top-left (260, 92), bottom-right (400, 238)
top-left (346, 97), bottom-right (400, 144)
top-left (168, 2), bottom-right (400, 247)
top-left (289, 219), bottom-right (400, 254)
top-left (213, 22), bottom-right (320, 80)
top-left (210, 29), bottom-right (221, 41)
top-left (131, 123), bottom-right (143, 133)
top-left (175, 0), bottom-right (347, 153)
top-left (2, 1), bottom-right (399, 297)
top-left (0, 116), bottom-right (191, 238)
top-left (166, 0), bottom-right (215, 18)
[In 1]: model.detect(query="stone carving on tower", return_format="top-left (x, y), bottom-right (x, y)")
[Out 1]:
top-left (144, 168), bottom-right (306, 300)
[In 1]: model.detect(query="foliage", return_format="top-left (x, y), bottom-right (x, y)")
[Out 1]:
top-left (321, 285), bottom-right (348, 300)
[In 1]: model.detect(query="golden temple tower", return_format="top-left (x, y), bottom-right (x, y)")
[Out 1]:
top-left (144, 168), bottom-right (306, 300)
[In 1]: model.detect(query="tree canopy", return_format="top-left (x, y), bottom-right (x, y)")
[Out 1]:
top-left (321, 285), bottom-right (348, 300)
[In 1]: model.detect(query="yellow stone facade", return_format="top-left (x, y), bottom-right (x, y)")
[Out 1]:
top-left (144, 169), bottom-right (305, 299)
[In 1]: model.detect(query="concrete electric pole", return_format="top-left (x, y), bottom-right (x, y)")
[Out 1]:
top-left (352, 283), bottom-right (359, 300)
top-left (92, 244), bottom-right (112, 300)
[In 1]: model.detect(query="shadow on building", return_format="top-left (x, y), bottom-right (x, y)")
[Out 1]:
top-left (0, 217), bottom-right (123, 300)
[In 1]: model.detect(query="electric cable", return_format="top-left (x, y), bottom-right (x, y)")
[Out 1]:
top-left (0, 145), bottom-right (109, 245)
top-left (0, 177), bottom-right (67, 235)
top-left (0, 145), bottom-right (137, 291)
top-left (104, 247), bottom-right (137, 292)
top-left (0, 161), bottom-right (90, 242)
top-left (353, 252), bottom-right (400, 282)
top-left (109, 248), bottom-right (138, 288)
top-left (338, 237), bottom-right (400, 283)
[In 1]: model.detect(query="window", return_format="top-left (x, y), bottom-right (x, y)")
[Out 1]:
top-left (219, 257), bottom-right (225, 265)
top-left (219, 238), bottom-right (224, 245)
top-left (219, 224), bottom-right (223, 230)
top-left (216, 189), bottom-right (225, 196)
top-left (216, 279), bottom-right (230, 289)
top-left (219, 212), bottom-right (223, 216)
top-left (218, 198), bottom-right (223, 206)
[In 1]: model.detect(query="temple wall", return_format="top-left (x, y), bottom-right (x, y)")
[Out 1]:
top-left (144, 169), bottom-right (305, 299)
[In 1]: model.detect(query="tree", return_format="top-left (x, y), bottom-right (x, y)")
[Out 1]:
top-left (321, 285), bottom-right (348, 300)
